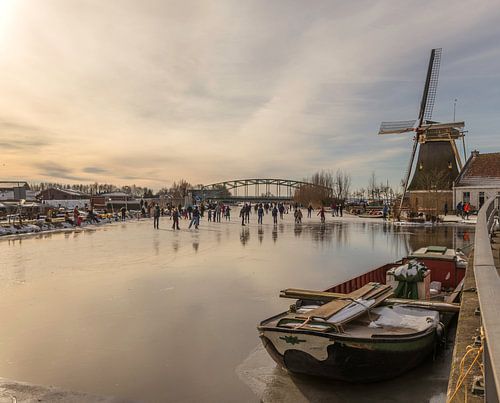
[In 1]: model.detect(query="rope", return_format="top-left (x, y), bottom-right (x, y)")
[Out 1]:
top-left (338, 297), bottom-right (375, 322)
top-left (449, 329), bottom-right (485, 402)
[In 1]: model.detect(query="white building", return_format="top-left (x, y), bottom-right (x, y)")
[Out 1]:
top-left (453, 150), bottom-right (500, 210)
top-left (0, 181), bottom-right (30, 201)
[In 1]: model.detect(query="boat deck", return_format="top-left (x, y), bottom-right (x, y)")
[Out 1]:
top-left (264, 305), bottom-right (438, 339)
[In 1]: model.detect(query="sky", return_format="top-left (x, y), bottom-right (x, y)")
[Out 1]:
top-left (0, 0), bottom-right (499, 191)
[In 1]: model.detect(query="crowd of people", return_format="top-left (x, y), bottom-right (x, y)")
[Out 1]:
top-left (51, 199), bottom-right (352, 232)
top-left (142, 201), bottom-right (339, 230)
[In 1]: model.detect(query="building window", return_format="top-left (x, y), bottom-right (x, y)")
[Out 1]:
top-left (463, 192), bottom-right (470, 203)
top-left (479, 192), bottom-right (485, 208)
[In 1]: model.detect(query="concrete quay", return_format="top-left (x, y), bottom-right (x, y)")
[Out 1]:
top-left (447, 212), bottom-right (500, 403)
top-left (446, 252), bottom-right (483, 402)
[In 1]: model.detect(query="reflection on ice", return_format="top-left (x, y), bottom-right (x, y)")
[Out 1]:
top-left (237, 345), bottom-right (449, 403)
top-left (0, 215), bottom-right (473, 402)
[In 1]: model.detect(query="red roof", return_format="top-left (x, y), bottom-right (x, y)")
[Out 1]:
top-left (455, 152), bottom-right (500, 187)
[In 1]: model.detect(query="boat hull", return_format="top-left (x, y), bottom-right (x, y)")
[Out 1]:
top-left (259, 328), bottom-right (437, 382)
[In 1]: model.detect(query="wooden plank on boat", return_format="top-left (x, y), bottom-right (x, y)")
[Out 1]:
top-left (445, 277), bottom-right (465, 304)
top-left (382, 298), bottom-right (460, 313)
top-left (303, 287), bottom-right (394, 331)
top-left (334, 287), bottom-right (393, 325)
top-left (281, 283), bottom-right (393, 303)
top-left (362, 284), bottom-right (393, 300)
top-left (296, 283), bottom-right (382, 320)
top-left (280, 288), bottom-right (345, 301)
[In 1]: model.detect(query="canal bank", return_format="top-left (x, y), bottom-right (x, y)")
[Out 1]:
top-left (0, 377), bottom-right (132, 402)
top-left (446, 251), bottom-right (483, 402)
top-left (447, 197), bottom-right (500, 402)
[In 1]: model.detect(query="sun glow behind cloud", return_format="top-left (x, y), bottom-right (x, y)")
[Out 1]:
top-left (0, 0), bottom-right (499, 189)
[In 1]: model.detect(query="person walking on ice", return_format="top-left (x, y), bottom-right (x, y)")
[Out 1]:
top-left (153, 203), bottom-right (161, 229)
top-left (240, 205), bottom-right (246, 226)
top-left (189, 206), bottom-right (200, 229)
top-left (272, 205), bottom-right (278, 225)
top-left (257, 204), bottom-right (264, 224)
top-left (172, 208), bottom-right (180, 230)
top-left (317, 206), bottom-right (325, 223)
top-left (307, 204), bottom-right (313, 218)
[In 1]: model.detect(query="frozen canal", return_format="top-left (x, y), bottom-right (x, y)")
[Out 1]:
top-left (0, 213), bottom-right (474, 402)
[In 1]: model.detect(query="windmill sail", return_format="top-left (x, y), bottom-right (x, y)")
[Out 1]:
top-left (378, 120), bottom-right (417, 135)
top-left (419, 48), bottom-right (442, 123)
top-left (378, 48), bottom-right (442, 136)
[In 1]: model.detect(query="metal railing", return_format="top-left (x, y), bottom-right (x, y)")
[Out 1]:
top-left (474, 196), bottom-right (500, 402)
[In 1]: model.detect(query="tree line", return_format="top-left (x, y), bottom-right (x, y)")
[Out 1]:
top-left (30, 172), bottom-right (400, 206)
top-left (30, 181), bottom-right (195, 199)
top-left (294, 170), bottom-right (400, 207)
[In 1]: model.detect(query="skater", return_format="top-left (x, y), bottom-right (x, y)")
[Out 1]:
top-left (153, 203), bottom-right (160, 229)
top-left (317, 206), bottom-right (325, 223)
top-left (463, 202), bottom-right (471, 220)
top-left (294, 208), bottom-right (303, 223)
top-left (73, 206), bottom-right (80, 226)
top-left (272, 205), bottom-right (278, 225)
top-left (216, 204), bottom-right (222, 222)
top-left (257, 204), bottom-right (264, 224)
top-left (172, 208), bottom-right (180, 230)
top-left (278, 203), bottom-right (284, 219)
top-left (456, 201), bottom-right (463, 218)
top-left (307, 204), bottom-right (313, 218)
top-left (189, 206), bottom-right (200, 229)
top-left (383, 204), bottom-right (389, 221)
top-left (240, 205), bottom-right (246, 226)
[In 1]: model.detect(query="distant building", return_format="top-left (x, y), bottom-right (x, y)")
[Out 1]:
top-left (38, 187), bottom-right (89, 201)
top-left (38, 187), bottom-right (90, 209)
top-left (0, 181), bottom-right (30, 201)
top-left (453, 150), bottom-right (500, 210)
top-left (92, 192), bottom-right (140, 211)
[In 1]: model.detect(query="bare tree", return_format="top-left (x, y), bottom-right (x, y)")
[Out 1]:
top-left (294, 170), bottom-right (333, 206)
top-left (169, 179), bottom-right (192, 199)
top-left (368, 171), bottom-right (377, 201)
top-left (333, 170), bottom-right (351, 202)
top-left (415, 168), bottom-right (451, 216)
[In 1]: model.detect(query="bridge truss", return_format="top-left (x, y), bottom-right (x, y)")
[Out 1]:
top-left (195, 178), bottom-right (333, 200)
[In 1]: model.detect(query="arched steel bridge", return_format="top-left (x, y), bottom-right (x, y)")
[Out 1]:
top-left (192, 178), bottom-right (333, 200)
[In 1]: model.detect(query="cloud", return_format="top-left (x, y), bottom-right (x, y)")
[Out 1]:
top-left (34, 161), bottom-right (86, 181)
top-left (0, 137), bottom-right (49, 150)
top-left (0, 1), bottom-right (499, 189)
top-left (0, 119), bottom-right (57, 150)
top-left (82, 166), bottom-right (108, 174)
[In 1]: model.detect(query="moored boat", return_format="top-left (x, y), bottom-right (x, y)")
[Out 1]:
top-left (358, 210), bottom-right (384, 218)
top-left (257, 246), bottom-right (466, 382)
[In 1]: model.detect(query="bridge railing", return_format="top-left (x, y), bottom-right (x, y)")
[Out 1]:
top-left (474, 195), bottom-right (500, 402)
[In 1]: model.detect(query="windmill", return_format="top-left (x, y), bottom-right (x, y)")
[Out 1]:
top-left (378, 48), bottom-right (465, 213)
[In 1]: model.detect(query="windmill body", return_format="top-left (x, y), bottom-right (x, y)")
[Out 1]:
top-left (379, 48), bottom-right (465, 218)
